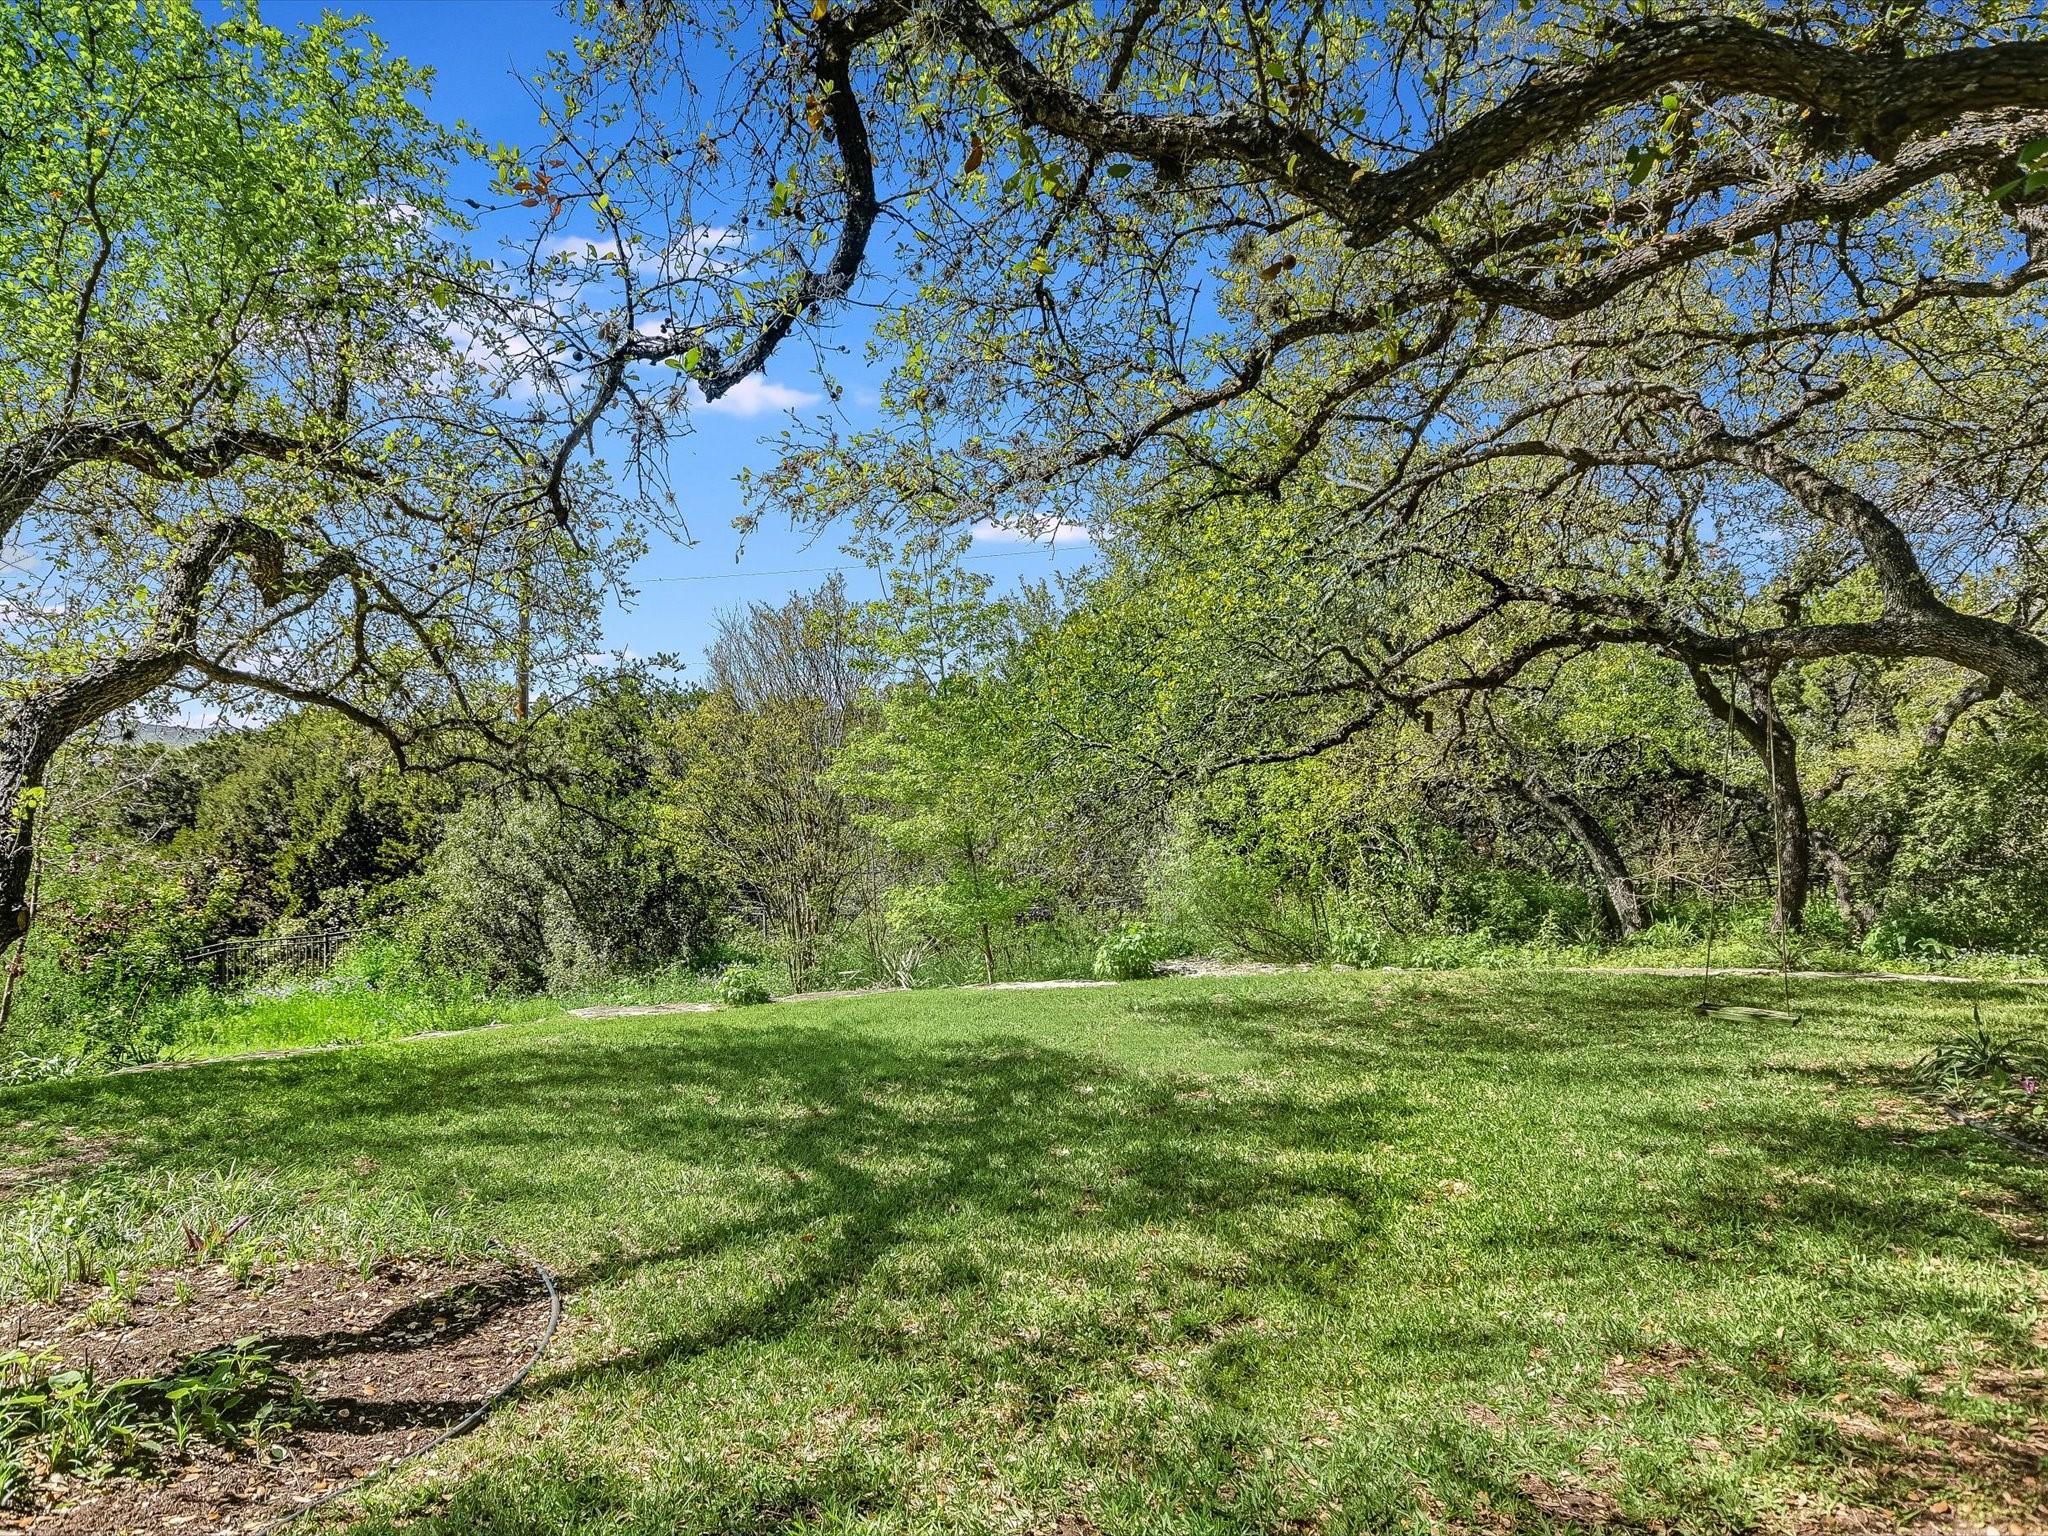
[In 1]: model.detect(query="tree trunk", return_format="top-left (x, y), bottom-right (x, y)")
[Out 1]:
top-left (3, 649), bottom-right (192, 955)
top-left (1513, 777), bottom-right (1649, 937)
top-left (0, 715), bottom-right (54, 956)
top-left (1753, 689), bottom-right (1811, 935)
top-left (1685, 663), bottom-right (1811, 933)
top-left (1811, 832), bottom-right (1874, 937)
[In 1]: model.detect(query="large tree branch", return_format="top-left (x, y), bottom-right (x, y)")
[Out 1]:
top-left (916, 6), bottom-right (2048, 252)
top-left (0, 420), bottom-right (372, 545)
top-left (1922, 676), bottom-right (2006, 750)
top-left (550, 9), bottom-right (890, 525)
top-left (1656, 392), bottom-right (2048, 709)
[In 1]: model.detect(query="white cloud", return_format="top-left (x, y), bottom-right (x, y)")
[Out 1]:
top-left (441, 316), bottom-right (545, 404)
top-left (690, 374), bottom-right (822, 417)
top-left (538, 232), bottom-right (655, 276)
top-left (969, 518), bottom-right (1092, 546)
top-left (671, 225), bottom-right (742, 275)
top-left (539, 226), bottom-right (740, 282)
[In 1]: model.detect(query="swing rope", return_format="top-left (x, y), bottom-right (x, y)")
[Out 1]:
top-left (1695, 664), bottom-right (1801, 1025)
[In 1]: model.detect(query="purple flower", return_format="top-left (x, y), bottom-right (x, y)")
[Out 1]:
top-left (2022, 1076), bottom-right (2040, 1095)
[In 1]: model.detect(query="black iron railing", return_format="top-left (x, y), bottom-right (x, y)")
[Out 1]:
top-left (181, 929), bottom-right (359, 989)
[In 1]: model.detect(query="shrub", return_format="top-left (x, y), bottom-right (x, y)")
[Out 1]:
top-left (0, 1053), bottom-right (85, 1090)
top-left (1863, 915), bottom-right (1956, 965)
top-left (1910, 1011), bottom-right (2048, 1146)
top-left (1145, 833), bottom-right (1324, 961)
top-left (405, 798), bottom-right (714, 992)
top-left (0, 1337), bottom-right (300, 1497)
top-left (1433, 864), bottom-right (1595, 945)
top-left (1327, 925), bottom-right (1384, 968)
top-left (714, 965), bottom-right (774, 1007)
top-left (1911, 1019), bottom-right (2044, 1089)
top-left (1396, 931), bottom-right (1506, 970)
top-left (1092, 925), bottom-right (1165, 981)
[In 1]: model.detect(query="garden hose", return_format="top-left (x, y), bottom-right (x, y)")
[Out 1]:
top-left (261, 1242), bottom-right (561, 1534)
top-left (1927, 1098), bottom-right (2048, 1167)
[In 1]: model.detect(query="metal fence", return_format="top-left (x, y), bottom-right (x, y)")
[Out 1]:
top-left (182, 929), bottom-right (360, 989)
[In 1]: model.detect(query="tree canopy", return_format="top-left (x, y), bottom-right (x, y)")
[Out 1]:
top-left (0, 0), bottom-right (623, 948)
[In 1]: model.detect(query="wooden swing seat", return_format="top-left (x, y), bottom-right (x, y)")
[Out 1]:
top-left (1693, 1001), bottom-right (1801, 1023)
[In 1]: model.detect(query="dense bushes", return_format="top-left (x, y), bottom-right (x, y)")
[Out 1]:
top-left (12, 564), bottom-right (2048, 1083)
top-left (1145, 833), bottom-right (1325, 962)
top-left (402, 797), bottom-right (713, 993)
top-left (713, 965), bottom-right (774, 1006)
top-left (1863, 725), bottom-right (2048, 954)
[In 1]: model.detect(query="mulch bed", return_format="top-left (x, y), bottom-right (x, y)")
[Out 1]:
top-left (1, 1255), bottom-right (552, 1535)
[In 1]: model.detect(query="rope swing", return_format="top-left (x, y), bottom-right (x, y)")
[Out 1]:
top-left (1694, 665), bottom-right (1801, 1025)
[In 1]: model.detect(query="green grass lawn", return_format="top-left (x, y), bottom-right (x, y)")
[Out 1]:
top-left (148, 981), bottom-right (565, 1059)
top-left (4, 972), bottom-right (2046, 1533)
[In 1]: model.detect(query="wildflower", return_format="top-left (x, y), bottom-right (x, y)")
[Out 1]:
top-left (2021, 1076), bottom-right (2039, 1095)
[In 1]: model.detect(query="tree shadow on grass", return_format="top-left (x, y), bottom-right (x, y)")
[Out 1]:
top-left (521, 1028), bottom-right (1406, 1388)
top-left (12, 1009), bottom-right (1408, 1346)
top-left (1622, 1095), bottom-right (2048, 1263)
top-left (1130, 973), bottom-right (1784, 1073)
top-left (12, 984), bottom-right (2048, 1534)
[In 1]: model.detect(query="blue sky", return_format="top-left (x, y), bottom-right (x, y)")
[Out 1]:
top-left (251, 0), bottom-right (1094, 674)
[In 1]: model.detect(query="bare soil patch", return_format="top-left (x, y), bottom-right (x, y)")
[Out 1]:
top-left (1812, 1369), bottom-right (2048, 1536)
top-left (1, 1255), bottom-right (551, 1535)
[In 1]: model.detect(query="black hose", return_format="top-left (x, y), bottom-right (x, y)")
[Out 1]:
top-left (261, 1244), bottom-right (561, 1534)
top-left (1926, 1096), bottom-right (2048, 1167)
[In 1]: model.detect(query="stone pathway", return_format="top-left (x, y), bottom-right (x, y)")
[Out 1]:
top-left (562, 1001), bottom-right (721, 1019)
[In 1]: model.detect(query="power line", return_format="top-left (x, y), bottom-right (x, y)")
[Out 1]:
top-left (637, 545), bottom-right (1091, 584)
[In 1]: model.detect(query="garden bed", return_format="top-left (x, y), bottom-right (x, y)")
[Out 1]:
top-left (1, 1256), bottom-right (551, 1534)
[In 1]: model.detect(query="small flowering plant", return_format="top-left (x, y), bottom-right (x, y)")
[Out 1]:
top-left (1913, 1013), bottom-right (2048, 1149)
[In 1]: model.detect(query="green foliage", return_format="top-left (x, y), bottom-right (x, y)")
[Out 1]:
top-left (179, 715), bottom-right (451, 930)
top-left (1, 0), bottom-right (455, 414)
top-left (1911, 1016), bottom-right (2045, 1090)
top-left (0, 1053), bottom-right (85, 1090)
top-left (1910, 1011), bottom-right (2048, 1146)
top-left (1862, 918), bottom-right (1955, 966)
top-left (156, 974), bottom-right (519, 1059)
top-left (840, 674), bottom-right (1046, 985)
top-left (1091, 925), bottom-right (1166, 980)
top-left (0, 1337), bottom-right (298, 1503)
top-left (713, 965), bottom-right (774, 1007)
top-left (149, 1340), bottom-right (299, 1454)
top-left (407, 795), bottom-right (712, 993)
top-left (1390, 931), bottom-right (1513, 971)
top-left (1862, 722), bottom-right (2048, 953)
top-left (0, 0), bottom-right (630, 1007)
top-left (1, 1348), bottom-right (146, 1493)
top-left (0, 1167), bottom-right (468, 1307)
top-left (1326, 925), bottom-right (1384, 968)
top-left (1145, 828), bottom-right (1327, 962)
top-left (658, 582), bottom-right (869, 990)
top-left (1433, 863), bottom-right (1598, 946)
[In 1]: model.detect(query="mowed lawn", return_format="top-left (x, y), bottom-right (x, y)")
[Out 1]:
top-left (4, 972), bottom-right (2047, 1534)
